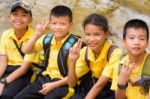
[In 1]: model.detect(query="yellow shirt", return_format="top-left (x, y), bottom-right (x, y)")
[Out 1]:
top-left (24, 52), bottom-right (40, 63)
top-left (0, 27), bottom-right (34, 65)
top-left (34, 33), bottom-right (70, 79)
top-left (75, 41), bottom-right (122, 79)
top-left (111, 52), bottom-right (149, 99)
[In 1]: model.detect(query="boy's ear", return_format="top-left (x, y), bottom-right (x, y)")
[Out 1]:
top-left (146, 41), bottom-right (149, 48)
top-left (28, 17), bottom-right (33, 24)
top-left (70, 22), bottom-right (73, 27)
top-left (105, 31), bottom-right (110, 39)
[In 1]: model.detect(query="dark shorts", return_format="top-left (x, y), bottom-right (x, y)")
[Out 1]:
top-left (1, 65), bottom-right (32, 99)
top-left (14, 75), bottom-right (69, 99)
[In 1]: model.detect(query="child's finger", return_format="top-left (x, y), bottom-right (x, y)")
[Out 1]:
top-left (43, 21), bottom-right (49, 29)
top-left (128, 62), bottom-right (135, 73)
top-left (76, 39), bottom-right (82, 49)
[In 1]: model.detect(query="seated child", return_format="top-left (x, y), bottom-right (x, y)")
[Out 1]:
top-left (113, 19), bottom-right (150, 99)
top-left (68, 13), bottom-right (122, 99)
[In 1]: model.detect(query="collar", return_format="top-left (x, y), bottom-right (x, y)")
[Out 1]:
top-left (120, 52), bottom-right (148, 66)
top-left (88, 41), bottom-right (111, 62)
top-left (8, 27), bottom-right (33, 42)
top-left (51, 34), bottom-right (70, 45)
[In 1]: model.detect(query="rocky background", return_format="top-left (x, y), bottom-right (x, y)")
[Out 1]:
top-left (0, 0), bottom-right (150, 50)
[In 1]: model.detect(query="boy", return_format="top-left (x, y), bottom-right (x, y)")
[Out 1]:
top-left (0, 1), bottom-right (34, 99)
top-left (68, 13), bottom-right (122, 99)
top-left (14, 5), bottom-right (81, 99)
top-left (112, 19), bottom-right (150, 99)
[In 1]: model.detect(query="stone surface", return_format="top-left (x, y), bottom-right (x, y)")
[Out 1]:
top-left (0, 0), bottom-right (150, 50)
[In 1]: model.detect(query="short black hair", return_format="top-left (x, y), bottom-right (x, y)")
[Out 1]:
top-left (123, 19), bottom-right (149, 41)
top-left (50, 5), bottom-right (72, 22)
top-left (82, 13), bottom-right (108, 32)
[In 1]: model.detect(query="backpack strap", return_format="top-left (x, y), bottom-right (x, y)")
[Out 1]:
top-left (58, 34), bottom-right (81, 77)
top-left (13, 40), bottom-right (24, 58)
top-left (43, 33), bottom-right (53, 68)
top-left (85, 47), bottom-right (90, 67)
top-left (107, 45), bottom-right (118, 62)
top-left (85, 45), bottom-right (118, 67)
top-left (141, 54), bottom-right (150, 77)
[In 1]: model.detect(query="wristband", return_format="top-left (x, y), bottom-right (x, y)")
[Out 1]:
top-left (0, 78), bottom-right (8, 86)
top-left (117, 83), bottom-right (128, 90)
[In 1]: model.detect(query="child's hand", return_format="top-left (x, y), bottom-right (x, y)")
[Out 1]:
top-left (39, 82), bottom-right (57, 95)
top-left (69, 39), bottom-right (82, 62)
top-left (0, 83), bottom-right (4, 95)
top-left (35, 20), bottom-right (49, 38)
top-left (118, 61), bottom-right (135, 85)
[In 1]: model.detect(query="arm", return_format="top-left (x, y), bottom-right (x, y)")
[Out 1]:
top-left (67, 39), bottom-right (82, 87)
top-left (0, 55), bottom-right (7, 95)
top-left (39, 77), bottom-right (68, 95)
top-left (0, 55), bottom-right (7, 78)
top-left (23, 34), bottom-right (40, 53)
top-left (23, 21), bottom-right (49, 54)
top-left (0, 61), bottom-right (32, 95)
top-left (5, 61), bottom-right (32, 84)
top-left (115, 61), bottom-right (135, 99)
top-left (85, 76), bottom-right (109, 99)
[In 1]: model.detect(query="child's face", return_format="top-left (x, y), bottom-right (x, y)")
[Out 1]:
top-left (122, 28), bottom-right (149, 56)
top-left (84, 24), bottom-right (108, 52)
top-left (9, 7), bottom-right (32, 31)
top-left (49, 16), bottom-right (72, 40)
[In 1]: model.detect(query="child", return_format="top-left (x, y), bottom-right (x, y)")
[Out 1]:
top-left (113, 19), bottom-right (150, 99)
top-left (68, 13), bottom-right (122, 99)
top-left (14, 5), bottom-right (82, 99)
top-left (0, 1), bottom-right (34, 99)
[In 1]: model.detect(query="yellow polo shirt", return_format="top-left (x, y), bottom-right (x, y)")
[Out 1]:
top-left (34, 33), bottom-right (70, 79)
top-left (24, 52), bottom-right (40, 63)
top-left (111, 52), bottom-right (149, 99)
top-left (0, 27), bottom-right (34, 66)
top-left (75, 41), bottom-right (122, 79)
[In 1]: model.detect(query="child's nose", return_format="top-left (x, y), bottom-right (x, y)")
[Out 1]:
top-left (55, 24), bottom-right (61, 29)
top-left (134, 38), bottom-right (140, 44)
top-left (16, 15), bottom-right (21, 19)
top-left (89, 36), bottom-right (95, 41)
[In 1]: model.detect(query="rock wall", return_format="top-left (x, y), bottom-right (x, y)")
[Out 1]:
top-left (0, 0), bottom-right (150, 50)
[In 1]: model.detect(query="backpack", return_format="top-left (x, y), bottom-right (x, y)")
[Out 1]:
top-left (42, 33), bottom-right (85, 77)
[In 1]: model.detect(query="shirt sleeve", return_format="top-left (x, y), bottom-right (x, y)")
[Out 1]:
top-left (75, 47), bottom-right (90, 78)
top-left (0, 32), bottom-right (7, 55)
top-left (102, 48), bottom-right (123, 78)
top-left (24, 52), bottom-right (40, 63)
top-left (34, 35), bottom-right (45, 51)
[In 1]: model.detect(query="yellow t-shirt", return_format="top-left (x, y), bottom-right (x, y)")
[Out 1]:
top-left (0, 27), bottom-right (34, 65)
top-left (34, 33), bottom-right (70, 79)
top-left (75, 41), bottom-right (122, 79)
top-left (111, 52), bottom-right (149, 99)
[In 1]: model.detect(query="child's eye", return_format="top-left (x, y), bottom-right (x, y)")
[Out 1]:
top-left (129, 37), bottom-right (134, 39)
top-left (52, 22), bottom-right (56, 25)
top-left (95, 33), bottom-right (101, 36)
top-left (140, 38), bottom-right (146, 40)
top-left (22, 14), bottom-right (27, 17)
top-left (12, 13), bottom-right (18, 16)
top-left (60, 23), bottom-right (65, 25)
top-left (85, 33), bottom-right (90, 36)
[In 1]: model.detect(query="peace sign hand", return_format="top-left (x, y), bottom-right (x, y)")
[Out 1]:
top-left (35, 20), bottom-right (49, 38)
top-left (118, 60), bottom-right (135, 85)
top-left (69, 39), bottom-right (82, 62)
